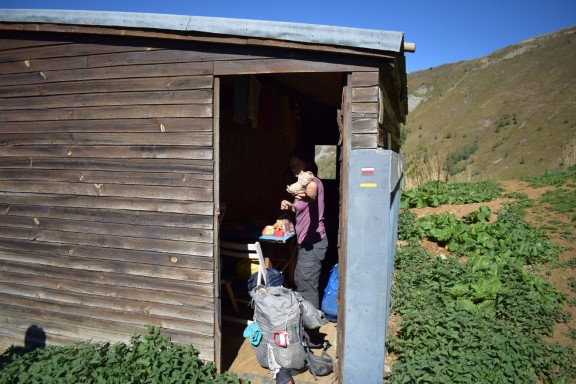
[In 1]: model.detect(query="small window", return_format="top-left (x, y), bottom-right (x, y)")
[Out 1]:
top-left (315, 145), bottom-right (337, 180)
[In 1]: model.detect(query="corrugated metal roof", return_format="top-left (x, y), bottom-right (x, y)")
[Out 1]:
top-left (0, 9), bottom-right (404, 53)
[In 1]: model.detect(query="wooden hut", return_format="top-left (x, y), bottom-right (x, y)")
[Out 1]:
top-left (0, 9), bottom-right (412, 382)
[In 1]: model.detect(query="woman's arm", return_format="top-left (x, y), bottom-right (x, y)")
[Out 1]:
top-left (295, 180), bottom-right (318, 202)
top-left (280, 200), bottom-right (295, 212)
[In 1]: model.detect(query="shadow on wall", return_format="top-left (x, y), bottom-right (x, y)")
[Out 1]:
top-left (0, 324), bottom-right (46, 365)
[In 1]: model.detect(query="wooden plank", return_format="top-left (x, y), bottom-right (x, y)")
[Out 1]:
top-left (349, 71), bottom-right (379, 87)
top-left (87, 48), bottom-right (269, 68)
top-left (0, 146), bottom-right (214, 160)
top-left (0, 237), bottom-right (213, 270)
top-left (351, 133), bottom-right (378, 149)
top-left (0, 132), bottom-right (213, 146)
top-left (0, 75), bottom-right (213, 98)
top-left (0, 260), bottom-right (214, 297)
top-left (338, 78), bottom-right (351, 379)
top-left (0, 270), bottom-right (213, 309)
top-left (0, 35), bottom-right (73, 50)
top-left (0, 281), bottom-right (214, 323)
top-left (213, 76), bottom-right (222, 371)
top-left (0, 89), bottom-right (213, 110)
top-left (0, 180), bottom-right (213, 201)
top-left (0, 117), bottom-right (213, 134)
top-left (0, 42), bottom-right (198, 74)
top-left (380, 61), bottom-right (406, 123)
top-left (350, 119), bottom-right (378, 134)
top-left (0, 62), bottom-right (214, 86)
top-left (214, 58), bottom-right (378, 75)
top-left (0, 311), bottom-right (138, 346)
top-left (0, 244), bottom-right (213, 280)
top-left (351, 102), bottom-right (379, 114)
top-left (0, 227), bottom-right (214, 256)
top-left (0, 215), bottom-right (213, 243)
top-left (0, 41), bottom-right (159, 63)
top-left (0, 302), bottom-right (215, 352)
top-left (0, 193), bottom-right (214, 215)
top-left (0, 54), bottom-right (88, 75)
top-left (351, 86), bottom-right (379, 103)
top-left (0, 294), bottom-right (215, 336)
top-left (0, 204), bottom-right (213, 230)
top-left (0, 157), bottom-right (214, 173)
top-left (0, 104), bottom-right (212, 122)
top-left (0, 169), bottom-right (213, 188)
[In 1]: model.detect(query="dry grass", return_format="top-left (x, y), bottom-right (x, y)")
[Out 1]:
top-left (403, 153), bottom-right (473, 190)
top-left (403, 26), bottom-right (576, 182)
top-left (561, 137), bottom-right (576, 168)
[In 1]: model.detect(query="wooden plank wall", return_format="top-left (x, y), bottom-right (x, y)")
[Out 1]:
top-left (0, 31), bottom-right (217, 360)
top-left (349, 70), bottom-right (402, 151)
top-left (349, 71), bottom-right (380, 149)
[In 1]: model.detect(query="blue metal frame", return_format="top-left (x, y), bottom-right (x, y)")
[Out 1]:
top-left (342, 149), bottom-right (403, 383)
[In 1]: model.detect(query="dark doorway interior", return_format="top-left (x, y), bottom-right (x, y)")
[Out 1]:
top-left (218, 73), bottom-right (343, 268)
top-left (217, 74), bottom-right (344, 374)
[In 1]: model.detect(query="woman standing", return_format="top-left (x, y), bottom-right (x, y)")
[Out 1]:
top-left (280, 149), bottom-right (327, 310)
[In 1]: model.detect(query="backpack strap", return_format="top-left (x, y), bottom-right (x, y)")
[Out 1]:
top-left (255, 241), bottom-right (268, 286)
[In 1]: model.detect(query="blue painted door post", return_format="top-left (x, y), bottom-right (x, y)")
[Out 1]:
top-left (342, 149), bottom-right (403, 383)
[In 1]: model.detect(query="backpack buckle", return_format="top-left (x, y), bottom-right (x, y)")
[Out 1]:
top-left (273, 331), bottom-right (289, 347)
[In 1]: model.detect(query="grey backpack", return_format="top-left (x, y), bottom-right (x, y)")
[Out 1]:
top-left (248, 258), bottom-right (331, 375)
top-left (250, 285), bottom-right (307, 370)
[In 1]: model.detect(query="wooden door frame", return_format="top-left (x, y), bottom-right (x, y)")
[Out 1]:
top-left (213, 76), bottom-right (222, 371)
top-left (335, 78), bottom-right (351, 383)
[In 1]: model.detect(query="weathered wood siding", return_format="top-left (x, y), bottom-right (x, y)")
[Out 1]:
top-left (0, 32), bottom-right (217, 360)
top-left (349, 70), bottom-right (403, 151)
top-left (0, 25), bottom-right (403, 366)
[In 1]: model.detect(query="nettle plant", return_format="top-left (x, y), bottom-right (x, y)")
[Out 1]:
top-left (0, 325), bottom-right (244, 384)
top-left (389, 242), bottom-right (574, 383)
top-left (389, 182), bottom-right (575, 383)
top-left (400, 180), bottom-right (503, 209)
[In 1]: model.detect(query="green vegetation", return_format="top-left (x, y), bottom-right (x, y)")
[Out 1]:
top-left (400, 180), bottom-right (502, 209)
top-left (400, 127), bottom-right (411, 147)
top-left (388, 246), bottom-right (573, 384)
top-left (416, 205), bottom-right (563, 265)
top-left (389, 176), bottom-right (576, 383)
top-left (495, 113), bottom-right (517, 132)
top-left (0, 325), bottom-right (244, 384)
top-left (522, 165), bottom-right (576, 188)
top-left (445, 141), bottom-right (479, 176)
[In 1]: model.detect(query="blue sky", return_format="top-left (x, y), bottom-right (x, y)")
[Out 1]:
top-left (2, 0), bottom-right (574, 73)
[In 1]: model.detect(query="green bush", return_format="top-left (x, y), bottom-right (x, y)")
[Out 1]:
top-left (413, 204), bottom-right (563, 265)
top-left (0, 325), bottom-right (245, 384)
top-left (401, 180), bottom-right (502, 209)
top-left (389, 245), bottom-right (575, 384)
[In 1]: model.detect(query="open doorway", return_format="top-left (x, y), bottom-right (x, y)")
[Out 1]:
top-left (217, 72), bottom-right (344, 375)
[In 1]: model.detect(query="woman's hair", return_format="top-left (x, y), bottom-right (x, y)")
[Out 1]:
top-left (289, 148), bottom-right (318, 174)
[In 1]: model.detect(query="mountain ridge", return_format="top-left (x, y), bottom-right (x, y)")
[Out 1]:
top-left (402, 25), bottom-right (576, 185)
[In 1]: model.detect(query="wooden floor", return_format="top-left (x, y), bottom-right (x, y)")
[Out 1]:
top-left (221, 318), bottom-right (339, 384)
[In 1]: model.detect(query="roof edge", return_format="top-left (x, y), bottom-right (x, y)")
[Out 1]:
top-left (0, 9), bottom-right (404, 53)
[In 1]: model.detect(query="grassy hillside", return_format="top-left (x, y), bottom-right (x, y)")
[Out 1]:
top-left (402, 26), bottom-right (576, 187)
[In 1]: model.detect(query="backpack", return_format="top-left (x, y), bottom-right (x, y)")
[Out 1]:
top-left (250, 285), bottom-right (307, 370)
top-left (247, 268), bottom-right (284, 294)
top-left (305, 348), bottom-right (334, 379)
top-left (321, 264), bottom-right (338, 322)
top-left (248, 264), bottom-right (332, 376)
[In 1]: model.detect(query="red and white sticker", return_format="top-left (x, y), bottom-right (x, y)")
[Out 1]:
top-left (361, 167), bottom-right (375, 175)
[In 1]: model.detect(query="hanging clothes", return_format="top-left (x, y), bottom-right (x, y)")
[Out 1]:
top-left (247, 75), bottom-right (262, 128)
top-left (233, 76), bottom-right (249, 125)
